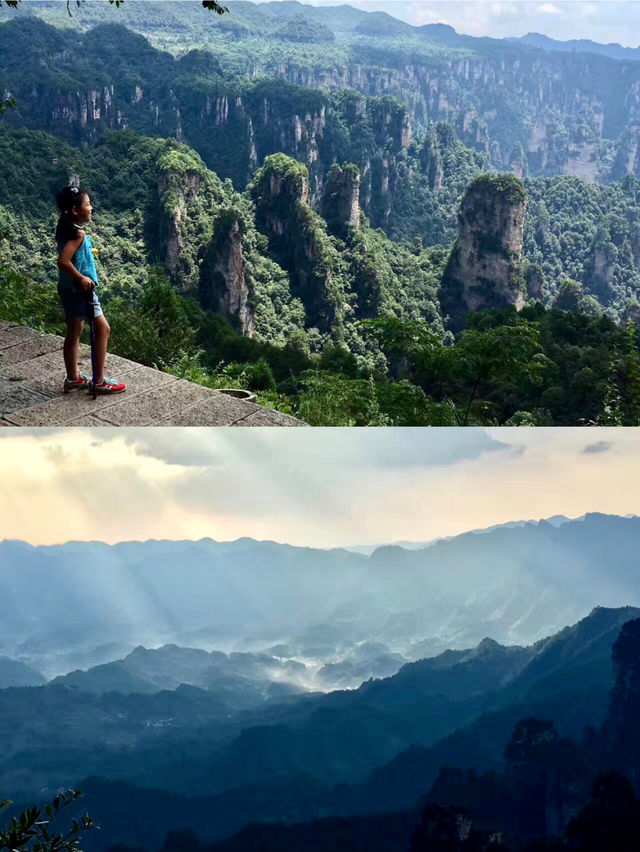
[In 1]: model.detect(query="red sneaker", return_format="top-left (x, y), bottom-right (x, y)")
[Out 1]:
top-left (94, 377), bottom-right (127, 394)
top-left (64, 373), bottom-right (91, 392)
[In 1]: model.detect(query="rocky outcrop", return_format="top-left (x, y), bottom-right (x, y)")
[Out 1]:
top-left (321, 163), bottom-right (360, 237)
top-left (250, 154), bottom-right (346, 332)
top-left (8, 15), bottom-right (640, 188)
top-left (252, 153), bottom-right (310, 235)
top-left (582, 222), bottom-right (621, 306)
top-left (273, 50), bottom-right (639, 183)
top-left (509, 142), bottom-right (528, 179)
top-left (368, 98), bottom-right (412, 151)
top-left (200, 214), bottom-right (254, 336)
top-left (525, 263), bottom-right (544, 302)
top-left (440, 173), bottom-right (527, 330)
top-left (154, 143), bottom-right (228, 295)
top-left (157, 170), bottom-right (202, 289)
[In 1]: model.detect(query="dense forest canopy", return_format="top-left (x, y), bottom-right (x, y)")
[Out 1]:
top-left (1, 3), bottom-right (640, 425)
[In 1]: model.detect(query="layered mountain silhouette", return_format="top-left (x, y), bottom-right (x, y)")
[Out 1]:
top-left (1, 606), bottom-right (637, 849)
top-left (2, 515), bottom-right (639, 847)
top-left (51, 644), bottom-right (310, 702)
top-left (2, 514), bottom-right (640, 678)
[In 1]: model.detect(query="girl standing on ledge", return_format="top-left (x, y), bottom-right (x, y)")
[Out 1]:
top-left (56, 185), bottom-right (126, 394)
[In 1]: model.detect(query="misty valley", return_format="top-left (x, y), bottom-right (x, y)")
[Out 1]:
top-left (2, 513), bottom-right (640, 850)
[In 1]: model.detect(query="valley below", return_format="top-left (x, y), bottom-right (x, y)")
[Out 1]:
top-left (1, 513), bottom-right (640, 850)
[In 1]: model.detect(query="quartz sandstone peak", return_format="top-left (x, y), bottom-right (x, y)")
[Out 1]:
top-left (440, 173), bottom-right (527, 331)
top-left (200, 214), bottom-right (254, 336)
top-left (321, 163), bottom-right (361, 237)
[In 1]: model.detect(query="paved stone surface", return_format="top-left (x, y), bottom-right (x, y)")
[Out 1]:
top-left (3, 369), bottom-right (177, 426)
top-left (0, 333), bottom-right (63, 367)
top-left (156, 394), bottom-right (263, 426)
top-left (0, 376), bottom-right (51, 414)
top-left (97, 378), bottom-right (216, 426)
top-left (0, 322), bottom-right (305, 427)
top-left (64, 414), bottom-right (116, 427)
top-left (233, 408), bottom-right (309, 427)
top-left (2, 349), bottom-right (143, 398)
top-left (0, 325), bottom-right (37, 349)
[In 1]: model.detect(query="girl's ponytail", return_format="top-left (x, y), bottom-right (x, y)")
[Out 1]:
top-left (55, 185), bottom-right (87, 243)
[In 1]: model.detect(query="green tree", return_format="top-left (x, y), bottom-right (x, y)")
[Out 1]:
top-left (108, 269), bottom-right (196, 368)
top-left (1, 0), bottom-right (227, 14)
top-left (623, 320), bottom-right (640, 425)
top-left (362, 315), bottom-right (545, 425)
top-left (0, 95), bottom-right (15, 116)
top-left (0, 0), bottom-right (226, 117)
top-left (0, 791), bottom-right (97, 852)
top-left (0, 265), bottom-right (63, 332)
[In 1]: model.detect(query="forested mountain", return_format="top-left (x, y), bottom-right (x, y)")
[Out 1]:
top-left (2, 513), bottom-right (639, 849)
top-left (3, 514), bottom-right (640, 678)
top-left (2, 606), bottom-right (637, 850)
top-left (6, 1), bottom-right (640, 186)
top-left (3, 4), bottom-right (640, 424)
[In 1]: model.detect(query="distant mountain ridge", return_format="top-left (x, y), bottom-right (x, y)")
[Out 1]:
top-left (4, 4), bottom-right (640, 194)
top-left (345, 513), bottom-right (577, 554)
top-left (511, 31), bottom-right (640, 62)
top-left (50, 644), bottom-right (311, 701)
top-left (2, 513), bottom-right (640, 677)
top-left (5, 1), bottom-right (638, 59)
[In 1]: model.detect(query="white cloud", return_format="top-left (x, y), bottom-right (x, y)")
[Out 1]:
top-left (537, 3), bottom-right (563, 14)
top-left (0, 428), bottom-right (639, 549)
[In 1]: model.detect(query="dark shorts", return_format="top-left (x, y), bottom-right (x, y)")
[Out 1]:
top-left (57, 285), bottom-right (104, 322)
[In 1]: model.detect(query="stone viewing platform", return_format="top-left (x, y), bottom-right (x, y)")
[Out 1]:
top-left (0, 322), bottom-right (305, 427)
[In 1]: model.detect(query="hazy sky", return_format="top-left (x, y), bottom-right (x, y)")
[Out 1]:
top-left (292, 1), bottom-right (640, 47)
top-left (0, 427), bottom-right (639, 548)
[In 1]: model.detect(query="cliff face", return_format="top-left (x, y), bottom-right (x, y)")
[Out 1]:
top-left (6, 15), bottom-right (640, 190)
top-left (157, 170), bottom-right (202, 287)
top-left (321, 163), bottom-right (361, 238)
top-left (272, 50), bottom-right (640, 183)
top-left (250, 154), bottom-right (347, 333)
top-left (200, 215), bottom-right (254, 336)
top-left (440, 173), bottom-right (526, 330)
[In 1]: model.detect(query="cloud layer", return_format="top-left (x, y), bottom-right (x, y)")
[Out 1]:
top-left (0, 428), bottom-right (638, 548)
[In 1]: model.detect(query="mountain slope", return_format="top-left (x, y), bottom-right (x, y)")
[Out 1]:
top-left (0, 606), bottom-right (635, 805)
top-left (5, 1), bottom-right (640, 188)
top-left (2, 514), bottom-right (640, 675)
top-left (3, 17), bottom-right (640, 328)
top-left (5, 606), bottom-right (635, 851)
top-left (51, 644), bottom-right (310, 704)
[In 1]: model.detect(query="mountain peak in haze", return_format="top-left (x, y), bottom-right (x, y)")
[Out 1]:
top-left (511, 31), bottom-right (640, 61)
top-left (420, 23), bottom-right (458, 37)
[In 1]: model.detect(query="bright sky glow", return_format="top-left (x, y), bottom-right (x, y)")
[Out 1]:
top-left (0, 427), bottom-right (638, 548)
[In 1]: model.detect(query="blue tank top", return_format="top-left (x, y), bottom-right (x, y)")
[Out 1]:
top-left (57, 231), bottom-right (99, 292)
